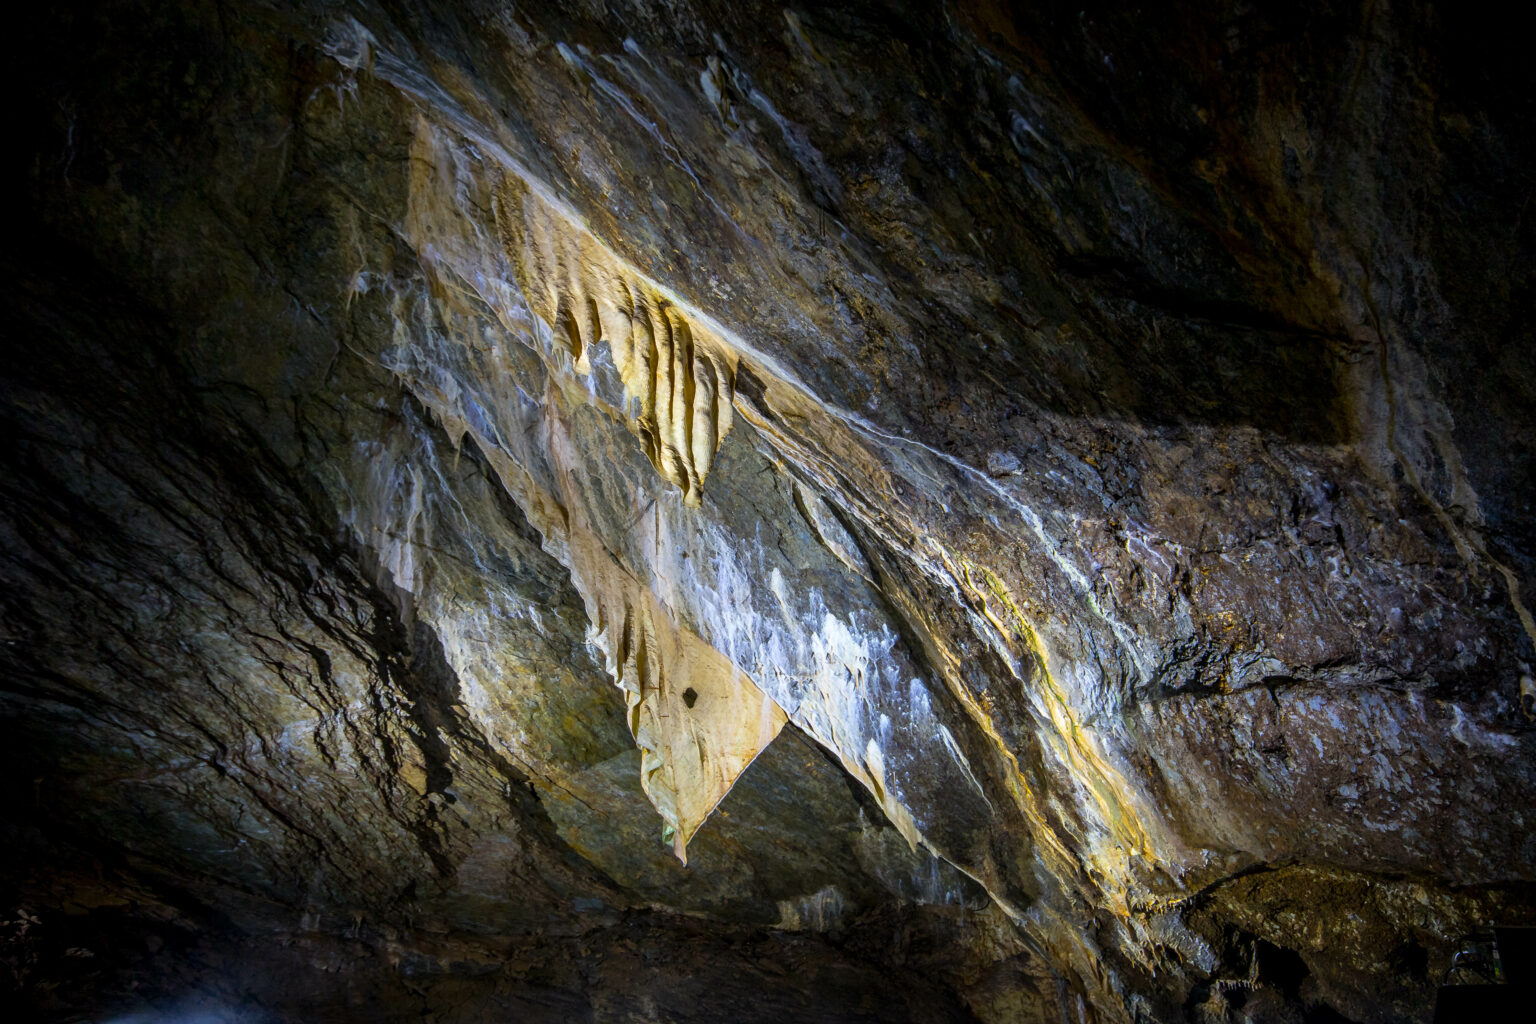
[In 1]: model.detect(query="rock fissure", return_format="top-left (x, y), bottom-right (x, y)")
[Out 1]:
top-left (7, 2), bottom-right (1536, 1022)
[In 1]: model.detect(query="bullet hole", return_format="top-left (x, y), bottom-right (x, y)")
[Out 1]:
top-left (683, 687), bottom-right (698, 708)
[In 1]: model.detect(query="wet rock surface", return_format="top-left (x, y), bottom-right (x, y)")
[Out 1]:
top-left (5, 1), bottom-right (1535, 1021)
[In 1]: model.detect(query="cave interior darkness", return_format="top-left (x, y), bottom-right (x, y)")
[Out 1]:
top-left (4, 1), bottom-right (1536, 1023)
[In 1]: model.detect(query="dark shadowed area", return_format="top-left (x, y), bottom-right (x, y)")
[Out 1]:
top-left (5, 2), bottom-right (1535, 1022)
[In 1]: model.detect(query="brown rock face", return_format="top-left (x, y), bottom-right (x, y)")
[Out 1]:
top-left (4, 1), bottom-right (1534, 1021)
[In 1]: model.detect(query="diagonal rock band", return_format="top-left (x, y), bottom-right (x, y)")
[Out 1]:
top-left (4, 1), bottom-right (1534, 1022)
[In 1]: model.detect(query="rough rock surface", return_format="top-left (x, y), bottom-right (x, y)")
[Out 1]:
top-left (4, 1), bottom-right (1535, 1021)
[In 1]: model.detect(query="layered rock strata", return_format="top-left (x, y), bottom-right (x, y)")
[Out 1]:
top-left (5, 2), bottom-right (1535, 1021)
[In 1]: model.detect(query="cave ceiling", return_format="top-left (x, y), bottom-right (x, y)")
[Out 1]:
top-left (4, 2), bottom-right (1535, 1022)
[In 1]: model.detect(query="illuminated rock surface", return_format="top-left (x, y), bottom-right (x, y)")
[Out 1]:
top-left (4, 1), bottom-right (1535, 1021)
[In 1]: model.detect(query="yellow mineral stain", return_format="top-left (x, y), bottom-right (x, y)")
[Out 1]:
top-left (494, 175), bottom-right (736, 509)
top-left (404, 114), bottom-right (1157, 900)
top-left (388, 74), bottom-right (1175, 1023)
top-left (959, 557), bottom-right (1157, 910)
top-left (469, 424), bottom-right (786, 862)
top-left (402, 123), bottom-right (785, 859)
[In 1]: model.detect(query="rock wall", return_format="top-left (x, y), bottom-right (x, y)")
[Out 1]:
top-left (4, 1), bottom-right (1535, 1021)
